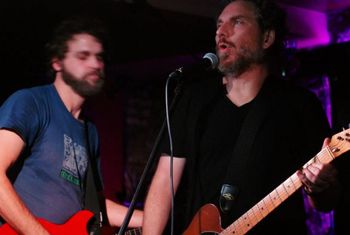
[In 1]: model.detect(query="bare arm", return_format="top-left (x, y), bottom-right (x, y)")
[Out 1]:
top-left (0, 129), bottom-right (50, 235)
top-left (142, 155), bottom-right (186, 235)
top-left (105, 198), bottom-right (143, 228)
top-left (297, 138), bottom-right (341, 211)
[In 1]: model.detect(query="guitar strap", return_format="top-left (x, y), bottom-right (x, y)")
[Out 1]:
top-left (220, 80), bottom-right (274, 214)
top-left (84, 120), bottom-right (104, 235)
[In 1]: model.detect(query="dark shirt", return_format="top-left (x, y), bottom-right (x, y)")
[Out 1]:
top-left (161, 73), bottom-right (330, 234)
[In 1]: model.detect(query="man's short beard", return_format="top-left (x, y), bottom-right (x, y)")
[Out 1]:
top-left (62, 70), bottom-right (105, 97)
top-left (218, 47), bottom-right (265, 77)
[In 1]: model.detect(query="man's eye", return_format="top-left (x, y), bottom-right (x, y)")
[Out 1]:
top-left (76, 52), bottom-right (89, 60)
top-left (78, 55), bottom-right (88, 60)
top-left (234, 19), bottom-right (243, 25)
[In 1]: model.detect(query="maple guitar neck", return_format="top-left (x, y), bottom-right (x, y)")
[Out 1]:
top-left (222, 144), bottom-right (343, 234)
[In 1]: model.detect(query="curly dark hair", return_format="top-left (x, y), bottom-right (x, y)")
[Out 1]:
top-left (244, 0), bottom-right (287, 59)
top-left (46, 16), bottom-right (108, 72)
top-left (220, 0), bottom-right (288, 70)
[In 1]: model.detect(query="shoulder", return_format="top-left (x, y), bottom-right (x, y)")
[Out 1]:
top-left (3, 85), bottom-right (53, 105)
top-left (0, 85), bottom-right (55, 126)
top-left (181, 70), bottom-right (223, 104)
top-left (25, 85), bottom-right (54, 101)
top-left (265, 78), bottom-right (321, 105)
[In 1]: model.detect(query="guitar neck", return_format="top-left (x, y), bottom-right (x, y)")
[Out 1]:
top-left (222, 146), bottom-right (335, 235)
top-left (124, 227), bottom-right (142, 235)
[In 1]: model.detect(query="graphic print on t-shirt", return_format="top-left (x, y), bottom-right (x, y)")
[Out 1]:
top-left (60, 134), bottom-right (88, 186)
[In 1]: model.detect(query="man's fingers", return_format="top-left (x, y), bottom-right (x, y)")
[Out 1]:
top-left (322, 137), bottom-right (330, 148)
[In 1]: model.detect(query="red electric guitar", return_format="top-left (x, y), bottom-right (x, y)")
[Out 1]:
top-left (0, 210), bottom-right (93, 235)
top-left (0, 210), bottom-right (142, 235)
top-left (183, 129), bottom-right (350, 235)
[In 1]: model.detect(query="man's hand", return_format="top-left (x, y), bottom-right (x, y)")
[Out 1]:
top-left (297, 138), bottom-right (341, 211)
top-left (297, 138), bottom-right (337, 195)
top-left (298, 162), bottom-right (338, 195)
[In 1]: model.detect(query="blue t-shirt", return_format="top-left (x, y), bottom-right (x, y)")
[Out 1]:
top-left (0, 84), bottom-right (100, 224)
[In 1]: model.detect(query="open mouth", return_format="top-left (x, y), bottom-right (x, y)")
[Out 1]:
top-left (220, 45), bottom-right (228, 50)
top-left (217, 43), bottom-right (233, 55)
top-left (218, 42), bottom-right (228, 49)
top-left (217, 39), bottom-right (235, 51)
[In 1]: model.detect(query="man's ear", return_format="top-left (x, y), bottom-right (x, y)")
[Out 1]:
top-left (263, 30), bottom-right (275, 49)
top-left (51, 58), bottom-right (62, 72)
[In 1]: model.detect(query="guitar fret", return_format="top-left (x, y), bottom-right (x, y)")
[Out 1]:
top-left (275, 186), bottom-right (284, 202)
top-left (324, 147), bottom-right (336, 162)
top-left (289, 175), bottom-right (297, 190)
top-left (247, 210), bottom-right (255, 226)
top-left (278, 185), bottom-right (287, 200)
top-left (314, 154), bottom-right (321, 163)
top-left (226, 220), bottom-right (241, 234)
top-left (254, 205), bottom-right (264, 219)
top-left (237, 219), bottom-right (245, 234)
top-left (261, 198), bottom-right (270, 213)
top-left (282, 182), bottom-right (291, 197)
top-left (242, 211), bottom-right (253, 234)
top-left (234, 215), bottom-right (246, 235)
top-left (268, 192), bottom-right (278, 208)
top-left (233, 211), bottom-right (253, 234)
top-left (237, 215), bottom-right (245, 234)
top-left (256, 201), bottom-right (268, 217)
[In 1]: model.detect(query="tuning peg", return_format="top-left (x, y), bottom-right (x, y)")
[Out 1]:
top-left (331, 147), bottom-right (340, 153)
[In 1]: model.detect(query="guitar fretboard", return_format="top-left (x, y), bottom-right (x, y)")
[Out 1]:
top-left (124, 227), bottom-right (142, 235)
top-left (221, 146), bottom-right (335, 235)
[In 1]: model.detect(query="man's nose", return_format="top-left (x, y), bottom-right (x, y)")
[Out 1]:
top-left (89, 56), bottom-right (104, 69)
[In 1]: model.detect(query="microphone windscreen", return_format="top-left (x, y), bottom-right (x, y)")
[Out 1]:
top-left (203, 53), bottom-right (219, 70)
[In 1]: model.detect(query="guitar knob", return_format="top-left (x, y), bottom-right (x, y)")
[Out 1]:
top-left (331, 147), bottom-right (340, 153)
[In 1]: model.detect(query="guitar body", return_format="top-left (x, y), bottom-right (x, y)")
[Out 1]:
top-left (0, 210), bottom-right (94, 235)
top-left (183, 204), bottom-right (223, 235)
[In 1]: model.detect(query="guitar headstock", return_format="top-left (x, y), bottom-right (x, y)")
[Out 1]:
top-left (329, 128), bottom-right (350, 158)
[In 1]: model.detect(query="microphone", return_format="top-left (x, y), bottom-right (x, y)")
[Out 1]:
top-left (169, 53), bottom-right (219, 79)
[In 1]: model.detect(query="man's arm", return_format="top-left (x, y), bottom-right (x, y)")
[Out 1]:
top-left (0, 129), bottom-right (50, 235)
top-left (297, 138), bottom-right (341, 211)
top-left (105, 198), bottom-right (143, 228)
top-left (142, 155), bottom-right (186, 235)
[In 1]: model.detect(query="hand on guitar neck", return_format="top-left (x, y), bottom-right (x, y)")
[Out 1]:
top-left (297, 138), bottom-right (342, 211)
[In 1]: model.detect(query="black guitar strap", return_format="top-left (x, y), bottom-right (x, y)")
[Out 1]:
top-left (219, 81), bottom-right (274, 213)
top-left (84, 120), bottom-right (103, 235)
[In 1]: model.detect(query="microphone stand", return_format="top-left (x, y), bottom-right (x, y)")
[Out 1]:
top-left (117, 72), bottom-right (184, 235)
